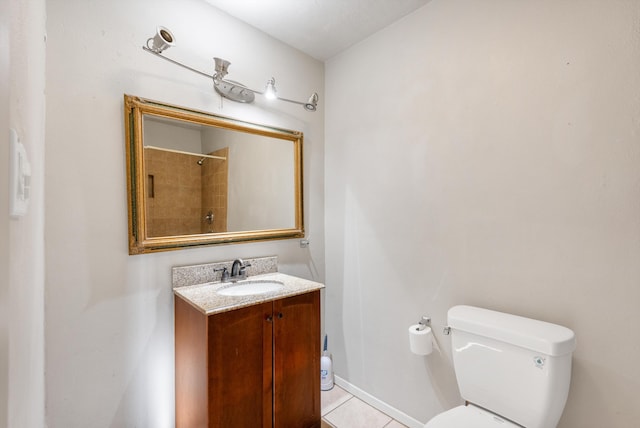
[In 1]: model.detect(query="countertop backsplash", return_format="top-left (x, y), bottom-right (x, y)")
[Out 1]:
top-left (172, 255), bottom-right (278, 288)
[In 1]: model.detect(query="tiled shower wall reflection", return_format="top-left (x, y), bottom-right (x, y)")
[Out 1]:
top-left (201, 147), bottom-right (228, 233)
top-left (144, 147), bottom-right (228, 237)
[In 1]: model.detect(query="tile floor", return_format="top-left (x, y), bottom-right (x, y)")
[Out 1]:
top-left (321, 385), bottom-right (408, 428)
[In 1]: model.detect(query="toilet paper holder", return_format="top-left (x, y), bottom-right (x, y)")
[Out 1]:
top-left (415, 316), bottom-right (431, 331)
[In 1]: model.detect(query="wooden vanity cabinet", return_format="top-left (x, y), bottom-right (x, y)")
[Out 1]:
top-left (175, 290), bottom-right (321, 428)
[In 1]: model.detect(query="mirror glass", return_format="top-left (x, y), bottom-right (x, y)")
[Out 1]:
top-left (124, 95), bottom-right (304, 254)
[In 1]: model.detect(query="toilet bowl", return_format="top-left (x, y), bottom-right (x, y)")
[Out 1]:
top-left (425, 305), bottom-right (576, 428)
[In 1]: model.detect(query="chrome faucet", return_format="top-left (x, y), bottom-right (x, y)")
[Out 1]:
top-left (229, 258), bottom-right (251, 282)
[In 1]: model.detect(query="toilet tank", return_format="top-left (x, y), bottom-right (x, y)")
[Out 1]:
top-left (448, 305), bottom-right (576, 428)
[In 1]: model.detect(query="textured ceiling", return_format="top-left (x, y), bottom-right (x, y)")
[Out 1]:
top-left (205, 0), bottom-right (430, 61)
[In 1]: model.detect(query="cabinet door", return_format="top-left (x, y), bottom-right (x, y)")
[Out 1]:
top-left (175, 297), bottom-right (208, 428)
top-left (208, 301), bottom-right (274, 428)
top-left (273, 291), bottom-right (321, 428)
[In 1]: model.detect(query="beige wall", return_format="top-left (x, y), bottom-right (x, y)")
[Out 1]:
top-left (5, 0), bottom-right (47, 426)
top-left (325, 1), bottom-right (640, 427)
top-left (0, 0), bottom-right (9, 423)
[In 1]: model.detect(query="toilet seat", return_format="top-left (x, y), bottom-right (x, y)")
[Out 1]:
top-left (424, 405), bottom-right (521, 428)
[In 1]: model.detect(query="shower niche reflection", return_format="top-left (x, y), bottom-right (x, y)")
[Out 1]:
top-left (124, 95), bottom-right (304, 254)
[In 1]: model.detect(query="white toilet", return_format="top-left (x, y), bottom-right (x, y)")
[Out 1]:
top-left (426, 305), bottom-right (576, 428)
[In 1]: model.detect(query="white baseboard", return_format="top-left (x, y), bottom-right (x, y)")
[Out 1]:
top-left (334, 375), bottom-right (425, 428)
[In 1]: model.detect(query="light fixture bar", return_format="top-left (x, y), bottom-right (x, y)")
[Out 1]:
top-left (278, 96), bottom-right (317, 110)
top-left (142, 46), bottom-right (213, 80)
top-left (142, 26), bottom-right (318, 112)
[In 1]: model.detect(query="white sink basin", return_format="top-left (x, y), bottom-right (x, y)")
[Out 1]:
top-left (217, 279), bottom-right (284, 296)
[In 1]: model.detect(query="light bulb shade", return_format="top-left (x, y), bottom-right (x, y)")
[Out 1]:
top-left (304, 92), bottom-right (319, 111)
top-left (213, 57), bottom-right (230, 81)
top-left (146, 26), bottom-right (175, 53)
top-left (264, 77), bottom-right (277, 99)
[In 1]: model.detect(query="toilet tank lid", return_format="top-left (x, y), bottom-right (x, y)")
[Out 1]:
top-left (448, 305), bottom-right (576, 356)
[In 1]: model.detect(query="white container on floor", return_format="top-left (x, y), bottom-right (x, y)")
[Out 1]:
top-left (320, 351), bottom-right (334, 390)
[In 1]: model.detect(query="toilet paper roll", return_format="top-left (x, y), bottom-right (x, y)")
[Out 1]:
top-left (409, 325), bottom-right (433, 356)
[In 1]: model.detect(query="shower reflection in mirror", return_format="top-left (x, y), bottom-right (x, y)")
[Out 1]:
top-left (141, 114), bottom-right (295, 238)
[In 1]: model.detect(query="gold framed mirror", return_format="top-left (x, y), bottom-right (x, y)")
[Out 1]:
top-left (124, 95), bottom-right (304, 254)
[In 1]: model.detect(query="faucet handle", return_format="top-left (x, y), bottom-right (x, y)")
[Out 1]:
top-left (214, 266), bottom-right (229, 282)
top-left (239, 262), bottom-right (251, 278)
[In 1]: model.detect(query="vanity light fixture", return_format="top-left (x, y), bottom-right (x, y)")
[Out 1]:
top-left (142, 26), bottom-right (318, 112)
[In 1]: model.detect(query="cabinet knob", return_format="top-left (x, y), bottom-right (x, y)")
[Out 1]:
top-left (277, 312), bottom-right (284, 319)
top-left (265, 315), bottom-right (273, 322)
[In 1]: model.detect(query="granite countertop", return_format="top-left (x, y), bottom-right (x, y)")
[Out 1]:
top-left (173, 272), bottom-right (325, 315)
